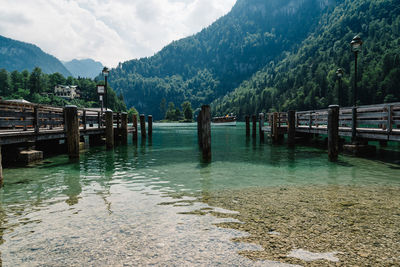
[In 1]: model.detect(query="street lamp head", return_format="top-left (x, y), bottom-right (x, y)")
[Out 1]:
top-left (336, 68), bottom-right (344, 78)
top-left (102, 67), bottom-right (109, 77)
top-left (350, 35), bottom-right (363, 53)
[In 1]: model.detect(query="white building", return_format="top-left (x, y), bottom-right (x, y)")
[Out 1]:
top-left (54, 85), bottom-right (80, 100)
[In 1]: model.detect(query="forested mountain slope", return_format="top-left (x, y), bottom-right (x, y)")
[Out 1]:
top-left (0, 35), bottom-right (72, 77)
top-left (109, 0), bottom-right (336, 119)
top-left (215, 0), bottom-right (400, 118)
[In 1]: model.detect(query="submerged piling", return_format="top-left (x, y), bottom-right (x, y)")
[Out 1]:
top-left (328, 105), bottom-right (339, 161)
top-left (121, 112), bottom-right (128, 145)
top-left (252, 115), bottom-right (257, 138)
top-left (132, 114), bottom-right (138, 142)
top-left (272, 112), bottom-right (279, 143)
top-left (148, 115), bottom-right (153, 138)
top-left (197, 113), bottom-right (203, 147)
top-left (259, 113), bottom-right (264, 142)
top-left (288, 110), bottom-right (296, 147)
top-left (200, 105), bottom-right (211, 161)
top-left (105, 110), bottom-right (114, 150)
top-left (65, 105), bottom-right (80, 158)
top-left (245, 116), bottom-right (250, 137)
top-left (140, 114), bottom-right (146, 138)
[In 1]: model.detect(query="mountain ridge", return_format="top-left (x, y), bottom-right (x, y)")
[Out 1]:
top-left (108, 0), bottom-right (336, 119)
top-left (63, 58), bottom-right (103, 79)
top-left (0, 35), bottom-right (72, 77)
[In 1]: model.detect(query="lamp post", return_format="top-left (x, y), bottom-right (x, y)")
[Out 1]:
top-left (350, 35), bottom-right (363, 144)
top-left (336, 68), bottom-right (343, 106)
top-left (97, 85), bottom-right (105, 125)
top-left (102, 67), bottom-right (109, 111)
top-left (350, 35), bottom-right (363, 106)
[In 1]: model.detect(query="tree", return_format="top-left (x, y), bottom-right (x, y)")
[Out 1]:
top-left (0, 69), bottom-right (10, 96)
top-left (127, 107), bottom-right (139, 122)
top-left (181, 101), bottom-right (193, 121)
top-left (159, 98), bottom-right (167, 118)
top-left (165, 102), bottom-right (176, 121)
top-left (29, 67), bottom-right (43, 94)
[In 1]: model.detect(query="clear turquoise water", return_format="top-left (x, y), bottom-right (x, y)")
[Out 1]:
top-left (1, 123), bottom-right (399, 266)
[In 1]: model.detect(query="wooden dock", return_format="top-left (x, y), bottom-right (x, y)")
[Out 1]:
top-left (247, 102), bottom-right (400, 161)
top-left (261, 103), bottom-right (400, 141)
top-left (0, 100), bottom-right (153, 187)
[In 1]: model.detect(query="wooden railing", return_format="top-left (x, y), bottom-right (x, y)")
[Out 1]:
top-left (263, 102), bottom-right (400, 141)
top-left (0, 100), bottom-right (107, 134)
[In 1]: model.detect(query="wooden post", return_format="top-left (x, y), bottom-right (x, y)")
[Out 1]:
top-left (200, 105), bottom-right (211, 161)
top-left (132, 114), bottom-right (138, 142)
top-left (197, 113), bottom-right (203, 147)
top-left (328, 105), bottom-right (339, 162)
top-left (121, 112), bottom-right (128, 145)
top-left (116, 112), bottom-right (120, 129)
top-left (83, 110), bottom-right (87, 130)
top-left (273, 112), bottom-right (279, 143)
top-left (288, 110), bottom-right (296, 147)
top-left (148, 115), bottom-right (153, 138)
top-left (245, 115), bottom-right (250, 137)
top-left (252, 115), bottom-right (257, 138)
top-left (140, 114), bottom-right (146, 138)
top-left (105, 111), bottom-right (114, 150)
top-left (97, 111), bottom-right (101, 129)
top-left (23, 108), bottom-right (27, 131)
top-left (0, 145), bottom-right (3, 188)
top-left (34, 106), bottom-right (39, 134)
top-left (351, 106), bottom-right (357, 143)
top-left (387, 104), bottom-right (393, 134)
top-left (259, 113), bottom-right (264, 142)
top-left (65, 105), bottom-right (80, 159)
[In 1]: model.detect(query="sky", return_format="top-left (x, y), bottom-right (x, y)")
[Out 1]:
top-left (0, 0), bottom-right (236, 68)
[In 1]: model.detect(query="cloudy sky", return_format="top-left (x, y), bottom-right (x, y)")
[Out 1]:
top-left (0, 0), bottom-right (236, 67)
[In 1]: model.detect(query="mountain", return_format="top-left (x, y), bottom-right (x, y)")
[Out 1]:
top-left (108, 0), bottom-right (336, 119)
top-left (0, 35), bottom-right (72, 77)
top-left (63, 58), bottom-right (103, 79)
top-left (215, 0), bottom-right (400, 118)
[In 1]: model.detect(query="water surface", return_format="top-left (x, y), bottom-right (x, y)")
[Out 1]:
top-left (1, 123), bottom-right (399, 266)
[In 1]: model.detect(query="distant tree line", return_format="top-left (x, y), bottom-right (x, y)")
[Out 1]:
top-left (0, 67), bottom-right (127, 112)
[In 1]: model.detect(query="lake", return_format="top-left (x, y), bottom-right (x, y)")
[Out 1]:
top-left (1, 123), bottom-right (399, 266)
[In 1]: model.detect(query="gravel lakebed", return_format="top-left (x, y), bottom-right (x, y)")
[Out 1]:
top-left (176, 185), bottom-right (400, 266)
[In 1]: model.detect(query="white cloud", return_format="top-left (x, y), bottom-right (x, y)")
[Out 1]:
top-left (0, 0), bottom-right (236, 67)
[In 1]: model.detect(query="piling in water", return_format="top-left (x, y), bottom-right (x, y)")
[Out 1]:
top-left (259, 113), bottom-right (265, 142)
top-left (105, 111), bottom-right (114, 150)
top-left (245, 116), bottom-right (250, 137)
top-left (197, 113), bottom-right (203, 147)
top-left (252, 115), bottom-right (257, 138)
top-left (272, 112), bottom-right (279, 143)
top-left (121, 112), bottom-right (128, 145)
top-left (288, 110), bottom-right (296, 147)
top-left (200, 105), bottom-right (211, 161)
top-left (148, 115), bottom-right (153, 138)
top-left (132, 114), bottom-right (138, 142)
top-left (328, 105), bottom-right (339, 161)
top-left (65, 105), bottom-right (80, 158)
top-left (140, 114), bottom-right (146, 138)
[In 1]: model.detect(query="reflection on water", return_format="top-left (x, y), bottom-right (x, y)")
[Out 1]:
top-left (0, 123), bottom-right (399, 266)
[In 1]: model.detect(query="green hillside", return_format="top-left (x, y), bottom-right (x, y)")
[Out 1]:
top-left (215, 0), bottom-right (400, 118)
top-left (108, 0), bottom-right (336, 119)
top-left (0, 35), bottom-right (72, 77)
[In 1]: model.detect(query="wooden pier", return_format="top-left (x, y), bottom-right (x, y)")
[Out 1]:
top-left (0, 100), bottom-right (148, 187)
top-left (252, 102), bottom-right (400, 160)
